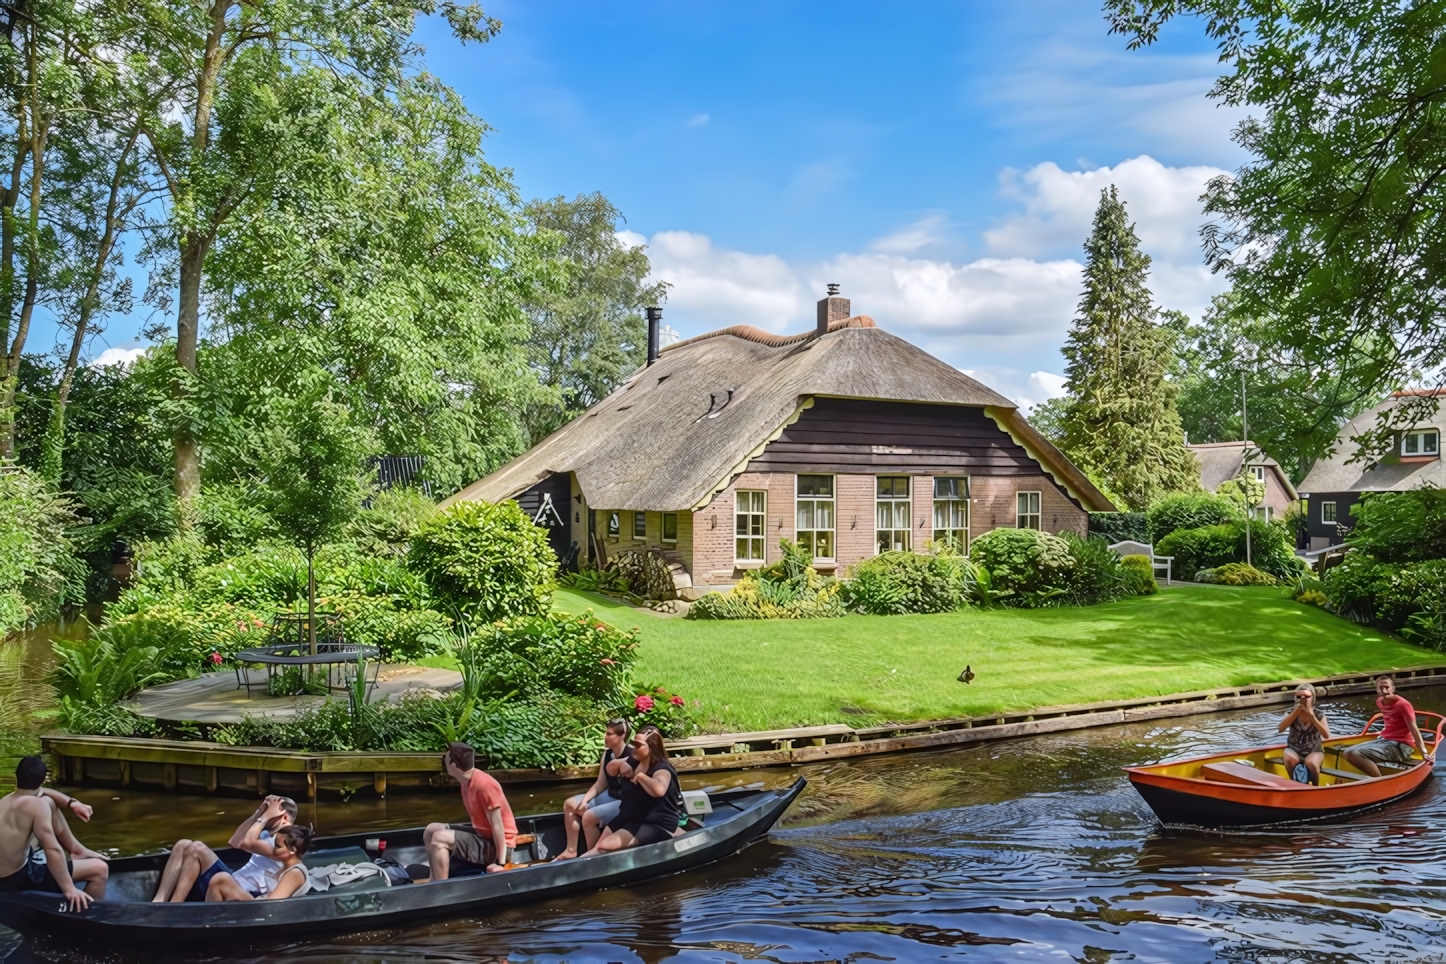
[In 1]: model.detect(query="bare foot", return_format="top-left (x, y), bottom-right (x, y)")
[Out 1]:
top-left (553, 850), bottom-right (578, 861)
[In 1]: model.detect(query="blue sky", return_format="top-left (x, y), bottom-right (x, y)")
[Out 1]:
top-left (75, 1), bottom-right (1238, 406)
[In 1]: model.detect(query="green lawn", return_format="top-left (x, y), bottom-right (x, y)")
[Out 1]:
top-left (551, 585), bottom-right (1430, 733)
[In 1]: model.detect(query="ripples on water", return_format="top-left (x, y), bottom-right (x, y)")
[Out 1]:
top-left (5, 689), bottom-right (1446, 962)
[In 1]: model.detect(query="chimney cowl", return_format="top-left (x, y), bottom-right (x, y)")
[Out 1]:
top-left (816, 284), bottom-right (850, 336)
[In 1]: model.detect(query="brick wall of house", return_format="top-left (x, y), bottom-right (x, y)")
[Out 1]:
top-left (968, 474), bottom-right (1087, 537)
top-left (835, 474), bottom-right (875, 569)
top-left (691, 471), bottom-right (799, 588)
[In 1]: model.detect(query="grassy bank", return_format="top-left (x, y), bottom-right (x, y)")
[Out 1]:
top-left (552, 585), bottom-right (1428, 733)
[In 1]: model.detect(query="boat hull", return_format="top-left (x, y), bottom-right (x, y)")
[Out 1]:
top-left (1126, 733), bottom-right (1436, 829)
top-left (0, 779), bottom-right (804, 948)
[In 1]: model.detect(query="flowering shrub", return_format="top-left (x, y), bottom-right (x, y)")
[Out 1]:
top-left (465, 612), bottom-right (639, 705)
top-left (621, 685), bottom-right (695, 738)
top-left (689, 539), bottom-right (844, 620)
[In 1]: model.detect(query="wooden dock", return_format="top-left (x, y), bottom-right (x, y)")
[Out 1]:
top-left (42, 664), bottom-right (1446, 798)
top-left (129, 667), bottom-right (464, 723)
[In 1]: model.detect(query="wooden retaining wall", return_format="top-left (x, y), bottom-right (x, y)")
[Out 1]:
top-left (42, 665), bottom-right (1446, 798)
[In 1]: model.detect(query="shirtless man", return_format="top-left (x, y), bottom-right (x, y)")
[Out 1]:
top-left (0, 756), bottom-right (108, 911)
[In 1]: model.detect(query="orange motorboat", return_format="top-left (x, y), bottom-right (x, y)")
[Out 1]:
top-left (1126, 712), bottom-right (1444, 828)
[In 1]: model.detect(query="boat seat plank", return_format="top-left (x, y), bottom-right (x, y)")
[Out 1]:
top-left (1200, 762), bottom-right (1299, 788)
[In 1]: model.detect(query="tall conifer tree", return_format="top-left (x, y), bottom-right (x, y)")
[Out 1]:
top-left (1057, 186), bottom-right (1198, 510)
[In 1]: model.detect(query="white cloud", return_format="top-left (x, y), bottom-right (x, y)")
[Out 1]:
top-left (88, 346), bottom-right (145, 368)
top-left (870, 215), bottom-right (948, 254)
top-left (684, 113), bottom-right (710, 128)
top-left (633, 155), bottom-right (1227, 397)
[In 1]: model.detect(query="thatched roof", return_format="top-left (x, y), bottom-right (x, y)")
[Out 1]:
top-left (1187, 441), bottom-right (1298, 500)
top-left (1298, 391), bottom-right (1446, 495)
top-left (446, 317), bottom-right (1115, 512)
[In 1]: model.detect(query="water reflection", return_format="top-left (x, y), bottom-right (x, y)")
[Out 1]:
top-left (4, 687), bottom-right (1446, 961)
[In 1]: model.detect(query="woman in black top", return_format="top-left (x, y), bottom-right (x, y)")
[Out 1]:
top-left (583, 725), bottom-right (683, 853)
top-left (557, 719), bottom-right (632, 859)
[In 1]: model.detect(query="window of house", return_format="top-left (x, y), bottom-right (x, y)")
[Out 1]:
top-left (932, 477), bottom-right (970, 552)
top-left (1403, 430), bottom-right (1440, 456)
top-left (1016, 491), bottom-right (1042, 530)
top-left (875, 477), bottom-right (912, 553)
top-left (795, 475), bottom-right (835, 560)
top-left (633, 512), bottom-right (646, 539)
top-left (1321, 501), bottom-right (1337, 524)
top-left (662, 513), bottom-right (678, 543)
top-left (607, 512), bottom-right (620, 539)
top-left (735, 490), bottom-right (766, 561)
top-left (1249, 505), bottom-right (1273, 522)
top-left (1251, 465), bottom-right (1266, 482)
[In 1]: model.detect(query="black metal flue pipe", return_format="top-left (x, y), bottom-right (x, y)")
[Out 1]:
top-left (645, 306), bottom-right (663, 366)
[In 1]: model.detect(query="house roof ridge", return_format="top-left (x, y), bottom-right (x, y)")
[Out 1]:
top-left (661, 315), bottom-right (877, 352)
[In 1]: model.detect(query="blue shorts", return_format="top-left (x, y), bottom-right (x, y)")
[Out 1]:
top-left (588, 791), bottom-right (622, 829)
top-left (189, 859), bottom-right (230, 902)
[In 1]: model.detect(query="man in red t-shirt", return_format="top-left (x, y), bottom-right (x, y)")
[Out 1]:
top-left (422, 742), bottom-right (518, 880)
top-left (1344, 676), bottom-right (1433, 778)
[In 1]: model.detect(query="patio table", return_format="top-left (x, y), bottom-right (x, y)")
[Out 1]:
top-left (233, 642), bottom-right (381, 698)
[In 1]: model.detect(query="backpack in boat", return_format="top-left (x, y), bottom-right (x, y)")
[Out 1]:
top-left (371, 856), bottom-right (412, 886)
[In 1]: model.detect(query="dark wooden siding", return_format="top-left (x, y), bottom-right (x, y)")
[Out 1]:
top-left (748, 397), bottom-right (1040, 476)
top-left (517, 473), bottom-right (575, 569)
top-left (1305, 491), bottom-right (1361, 546)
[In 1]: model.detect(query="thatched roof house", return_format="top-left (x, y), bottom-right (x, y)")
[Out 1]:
top-left (1298, 388), bottom-right (1446, 549)
top-left (448, 290), bottom-right (1114, 597)
top-left (1186, 441), bottom-right (1297, 522)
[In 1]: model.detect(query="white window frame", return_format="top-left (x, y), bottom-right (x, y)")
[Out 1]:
top-left (633, 511), bottom-right (646, 539)
top-left (1321, 501), bottom-right (1337, 524)
top-left (795, 474), bottom-right (836, 561)
top-left (932, 477), bottom-right (970, 553)
top-left (875, 476), bottom-right (912, 554)
top-left (1402, 429), bottom-right (1440, 456)
top-left (661, 513), bottom-right (678, 544)
top-left (1016, 490), bottom-right (1042, 530)
top-left (1250, 465), bottom-right (1266, 483)
top-left (735, 490), bottom-right (766, 562)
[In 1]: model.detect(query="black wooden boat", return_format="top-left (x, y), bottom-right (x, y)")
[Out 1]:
top-left (0, 779), bottom-right (804, 948)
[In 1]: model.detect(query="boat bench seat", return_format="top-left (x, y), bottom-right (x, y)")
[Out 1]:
top-left (1263, 755), bottom-right (1366, 782)
top-left (306, 846), bottom-right (390, 894)
top-left (1200, 762), bottom-right (1299, 788)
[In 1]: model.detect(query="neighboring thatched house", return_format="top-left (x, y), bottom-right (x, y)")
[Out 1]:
top-left (1298, 389), bottom-right (1446, 550)
top-left (1186, 441), bottom-right (1298, 522)
top-left (446, 289), bottom-right (1115, 598)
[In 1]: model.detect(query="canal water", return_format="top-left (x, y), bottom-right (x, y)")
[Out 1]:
top-left (2, 623), bottom-right (1445, 961)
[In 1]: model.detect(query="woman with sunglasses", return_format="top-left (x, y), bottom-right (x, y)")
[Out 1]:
top-left (583, 725), bottom-right (683, 854)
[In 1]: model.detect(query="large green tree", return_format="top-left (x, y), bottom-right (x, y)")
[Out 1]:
top-left (1166, 294), bottom-right (1379, 481)
top-left (1106, 0), bottom-right (1446, 457)
top-left (110, 0), bottom-right (501, 513)
top-left (521, 193), bottom-right (668, 443)
top-left (1057, 186), bottom-right (1198, 510)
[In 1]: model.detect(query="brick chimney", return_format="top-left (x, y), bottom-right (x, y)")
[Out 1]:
top-left (816, 283), bottom-right (850, 336)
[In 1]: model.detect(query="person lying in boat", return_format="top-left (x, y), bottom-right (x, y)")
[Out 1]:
top-left (423, 742), bottom-right (518, 880)
top-left (150, 794), bottom-right (299, 902)
top-left (1278, 683), bottom-right (1330, 784)
top-left (584, 725), bottom-right (684, 855)
top-left (1344, 676), bottom-right (1432, 778)
top-left (0, 756), bottom-right (108, 911)
top-left (188, 825), bottom-right (314, 902)
top-left (556, 718), bottom-right (633, 860)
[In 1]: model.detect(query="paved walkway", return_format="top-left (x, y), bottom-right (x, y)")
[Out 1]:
top-left (128, 665), bottom-right (465, 723)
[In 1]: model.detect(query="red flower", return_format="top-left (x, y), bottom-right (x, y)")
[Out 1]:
top-left (595, 624), bottom-right (607, 630)
top-left (600, 658), bottom-right (615, 666)
top-left (634, 695), bottom-right (655, 712)
top-left (670, 696), bottom-right (685, 706)
top-left (209, 652), bottom-right (223, 665)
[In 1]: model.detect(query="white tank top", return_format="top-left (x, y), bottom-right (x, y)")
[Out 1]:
top-left (231, 830), bottom-right (284, 895)
top-left (262, 862), bottom-right (310, 898)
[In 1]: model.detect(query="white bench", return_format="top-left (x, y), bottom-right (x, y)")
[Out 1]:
top-left (1109, 540), bottom-right (1173, 586)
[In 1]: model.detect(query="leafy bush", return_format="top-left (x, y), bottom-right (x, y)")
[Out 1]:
top-left (1208, 562), bottom-right (1279, 586)
top-left (465, 612), bottom-right (638, 705)
top-left (1147, 493), bottom-right (1241, 544)
top-left (349, 487), bottom-right (439, 558)
top-left (0, 466), bottom-right (87, 635)
top-left (1120, 554), bottom-right (1158, 595)
top-left (1345, 488), bottom-right (1446, 563)
top-left (688, 540), bottom-right (844, 619)
top-left (1156, 519), bottom-right (1300, 580)
top-left (969, 528), bottom-right (1075, 602)
top-left (49, 615), bottom-right (196, 706)
top-left (1088, 511), bottom-right (1149, 544)
top-left (845, 550), bottom-right (968, 614)
top-left (622, 685), bottom-right (696, 738)
top-left (1057, 532), bottom-right (1132, 605)
top-left (561, 567), bottom-right (630, 594)
top-left (408, 500), bottom-right (556, 623)
top-left (1297, 589), bottom-right (1330, 608)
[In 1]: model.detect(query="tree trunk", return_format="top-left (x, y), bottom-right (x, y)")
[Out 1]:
top-left (0, 108), bottom-right (45, 461)
top-left (307, 544), bottom-right (317, 656)
top-left (173, 235), bottom-right (207, 514)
